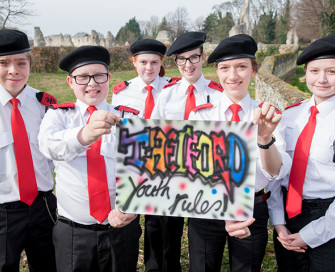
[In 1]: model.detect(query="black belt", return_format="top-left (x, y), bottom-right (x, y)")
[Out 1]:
top-left (254, 190), bottom-right (271, 204)
top-left (302, 197), bottom-right (335, 208)
top-left (0, 191), bottom-right (53, 209)
top-left (58, 216), bottom-right (111, 231)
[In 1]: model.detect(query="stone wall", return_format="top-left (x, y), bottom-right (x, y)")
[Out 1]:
top-left (255, 45), bottom-right (310, 111)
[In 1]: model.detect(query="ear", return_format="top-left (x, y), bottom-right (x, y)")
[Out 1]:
top-left (201, 53), bottom-right (207, 64)
top-left (66, 75), bottom-right (73, 87)
top-left (132, 57), bottom-right (137, 68)
top-left (251, 69), bottom-right (256, 78)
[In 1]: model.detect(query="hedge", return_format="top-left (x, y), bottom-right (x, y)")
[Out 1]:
top-left (30, 46), bottom-right (177, 73)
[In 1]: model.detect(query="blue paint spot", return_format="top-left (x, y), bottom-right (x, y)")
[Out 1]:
top-left (212, 189), bottom-right (217, 195)
top-left (244, 187), bottom-right (250, 194)
top-left (123, 119), bottom-right (128, 125)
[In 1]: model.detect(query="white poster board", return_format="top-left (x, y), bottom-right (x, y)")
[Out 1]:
top-left (115, 119), bottom-right (257, 221)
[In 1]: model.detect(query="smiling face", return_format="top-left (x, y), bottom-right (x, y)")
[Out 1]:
top-left (67, 63), bottom-right (111, 106)
top-left (133, 53), bottom-right (162, 85)
top-left (305, 58), bottom-right (335, 105)
top-left (0, 52), bottom-right (30, 97)
top-left (176, 48), bottom-right (206, 85)
top-left (216, 58), bottom-right (256, 103)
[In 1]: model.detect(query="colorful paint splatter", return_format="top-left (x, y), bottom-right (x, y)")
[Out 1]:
top-left (115, 119), bottom-right (257, 220)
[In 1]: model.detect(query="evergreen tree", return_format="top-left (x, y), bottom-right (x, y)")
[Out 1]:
top-left (253, 11), bottom-right (277, 44)
top-left (275, 0), bottom-right (290, 44)
top-left (202, 13), bottom-right (218, 43)
top-left (116, 17), bottom-right (142, 44)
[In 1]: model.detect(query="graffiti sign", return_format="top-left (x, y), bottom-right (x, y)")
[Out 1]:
top-left (115, 119), bottom-right (257, 220)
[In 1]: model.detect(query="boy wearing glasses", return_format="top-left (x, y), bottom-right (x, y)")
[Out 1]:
top-left (38, 46), bottom-right (141, 272)
top-left (151, 31), bottom-right (223, 120)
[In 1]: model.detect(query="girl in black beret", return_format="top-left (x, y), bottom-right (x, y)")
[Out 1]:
top-left (188, 34), bottom-right (290, 272)
top-left (268, 34), bottom-right (335, 272)
top-left (111, 38), bottom-right (170, 119)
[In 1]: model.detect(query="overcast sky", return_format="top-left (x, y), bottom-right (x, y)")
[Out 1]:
top-left (21, 0), bottom-right (222, 39)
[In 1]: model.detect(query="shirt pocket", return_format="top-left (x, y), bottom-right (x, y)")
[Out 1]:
top-left (284, 122), bottom-right (299, 152)
top-left (100, 133), bottom-right (116, 159)
top-left (0, 132), bottom-right (13, 177)
top-left (310, 137), bottom-right (334, 165)
top-left (28, 131), bottom-right (39, 145)
top-left (0, 131), bottom-right (13, 149)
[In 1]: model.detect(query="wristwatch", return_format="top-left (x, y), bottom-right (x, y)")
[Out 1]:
top-left (257, 136), bottom-right (276, 149)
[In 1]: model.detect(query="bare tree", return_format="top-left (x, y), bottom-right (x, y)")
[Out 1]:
top-left (139, 15), bottom-right (160, 38)
top-left (190, 16), bottom-right (204, 32)
top-left (0, 0), bottom-right (34, 29)
top-left (165, 6), bottom-right (189, 40)
top-left (213, 0), bottom-right (244, 24)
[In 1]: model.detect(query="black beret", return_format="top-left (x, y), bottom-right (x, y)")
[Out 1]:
top-left (297, 34), bottom-right (335, 65)
top-left (59, 46), bottom-right (110, 74)
top-left (207, 34), bottom-right (257, 64)
top-left (130, 39), bottom-right (166, 57)
top-left (0, 29), bottom-right (30, 56)
top-left (167, 32), bottom-right (206, 56)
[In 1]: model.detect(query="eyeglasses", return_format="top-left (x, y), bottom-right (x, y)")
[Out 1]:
top-left (70, 73), bottom-right (109, 85)
top-left (175, 54), bottom-right (202, 66)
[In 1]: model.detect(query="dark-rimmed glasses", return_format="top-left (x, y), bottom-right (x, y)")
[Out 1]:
top-left (175, 54), bottom-right (202, 66)
top-left (70, 73), bottom-right (109, 85)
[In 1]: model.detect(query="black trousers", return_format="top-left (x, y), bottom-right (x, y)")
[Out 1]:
top-left (144, 215), bottom-right (184, 272)
top-left (53, 216), bottom-right (142, 272)
top-left (188, 200), bottom-right (269, 272)
top-left (274, 197), bottom-right (335, 272)
top-left (0, 191), bottom-right (57, 272)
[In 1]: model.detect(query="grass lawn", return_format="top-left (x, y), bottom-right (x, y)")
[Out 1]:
top-left (22, 68), bottom-right (276, 271)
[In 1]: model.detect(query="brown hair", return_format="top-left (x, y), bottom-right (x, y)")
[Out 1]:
top-left (132, 55), bottom-right (165, 77)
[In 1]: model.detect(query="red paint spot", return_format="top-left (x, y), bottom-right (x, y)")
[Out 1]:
top-left (179, 183), bottom-right (186, 190)
top-left (245, 129), bottom-right (253, 138)
top-left (116, 177), bottom-right (120, 184)
top-left (236, 209), bottom-right (244, 216)
top-left (146, 206), bottom-right (153, 213)
top-left (138, 177), bottom-right (145, 184)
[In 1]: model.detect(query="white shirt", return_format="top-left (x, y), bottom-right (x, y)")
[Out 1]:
top-left (268, 95), bottom-right (335, 248)
top-left (38, 99), bottom-right (133, 225)
top-left (151, 74), bottom-right (223, 120)
top-left (189, 92), bottom-right (291, 192)
top-left (111, 76), bottom-right (170, 118)
top-left (0, 84), bottom-right (54, 204)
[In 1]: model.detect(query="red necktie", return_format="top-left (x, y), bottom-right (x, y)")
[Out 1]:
top-left (184, 85), bottom-right (196, 120)
top-left (86, 106), bottom-right (111, 223)
top-left (229, 104), bottom-right (241, 121)
top-left (286, 106), bottom-right (319, 219)
top-left (144, 86), bottom-right (154, 119)
top-left (10, 98), bottom-right (38, 205)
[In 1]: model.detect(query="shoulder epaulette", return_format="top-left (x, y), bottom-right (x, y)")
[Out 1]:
top-left (191, 103), bottom-right (214, 113)
top-left (49, 102), bottom-right (76, 110)
top-left (208, 81), bottom-right (223, 92)
top-left (258, 102), bottom-right (282, 114)
top-left (163, 78), bottom-right (181, 89)
top-left (284, 100), bottom-right (304, 110)
top-left (169, 77), bottom-right (181, 83)
top-left (112, 81), bottom-right (129, 94)
top-left (36, 91), bottom-right (57, 106)
top-left (114, 105), bottom-right (140, 115)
